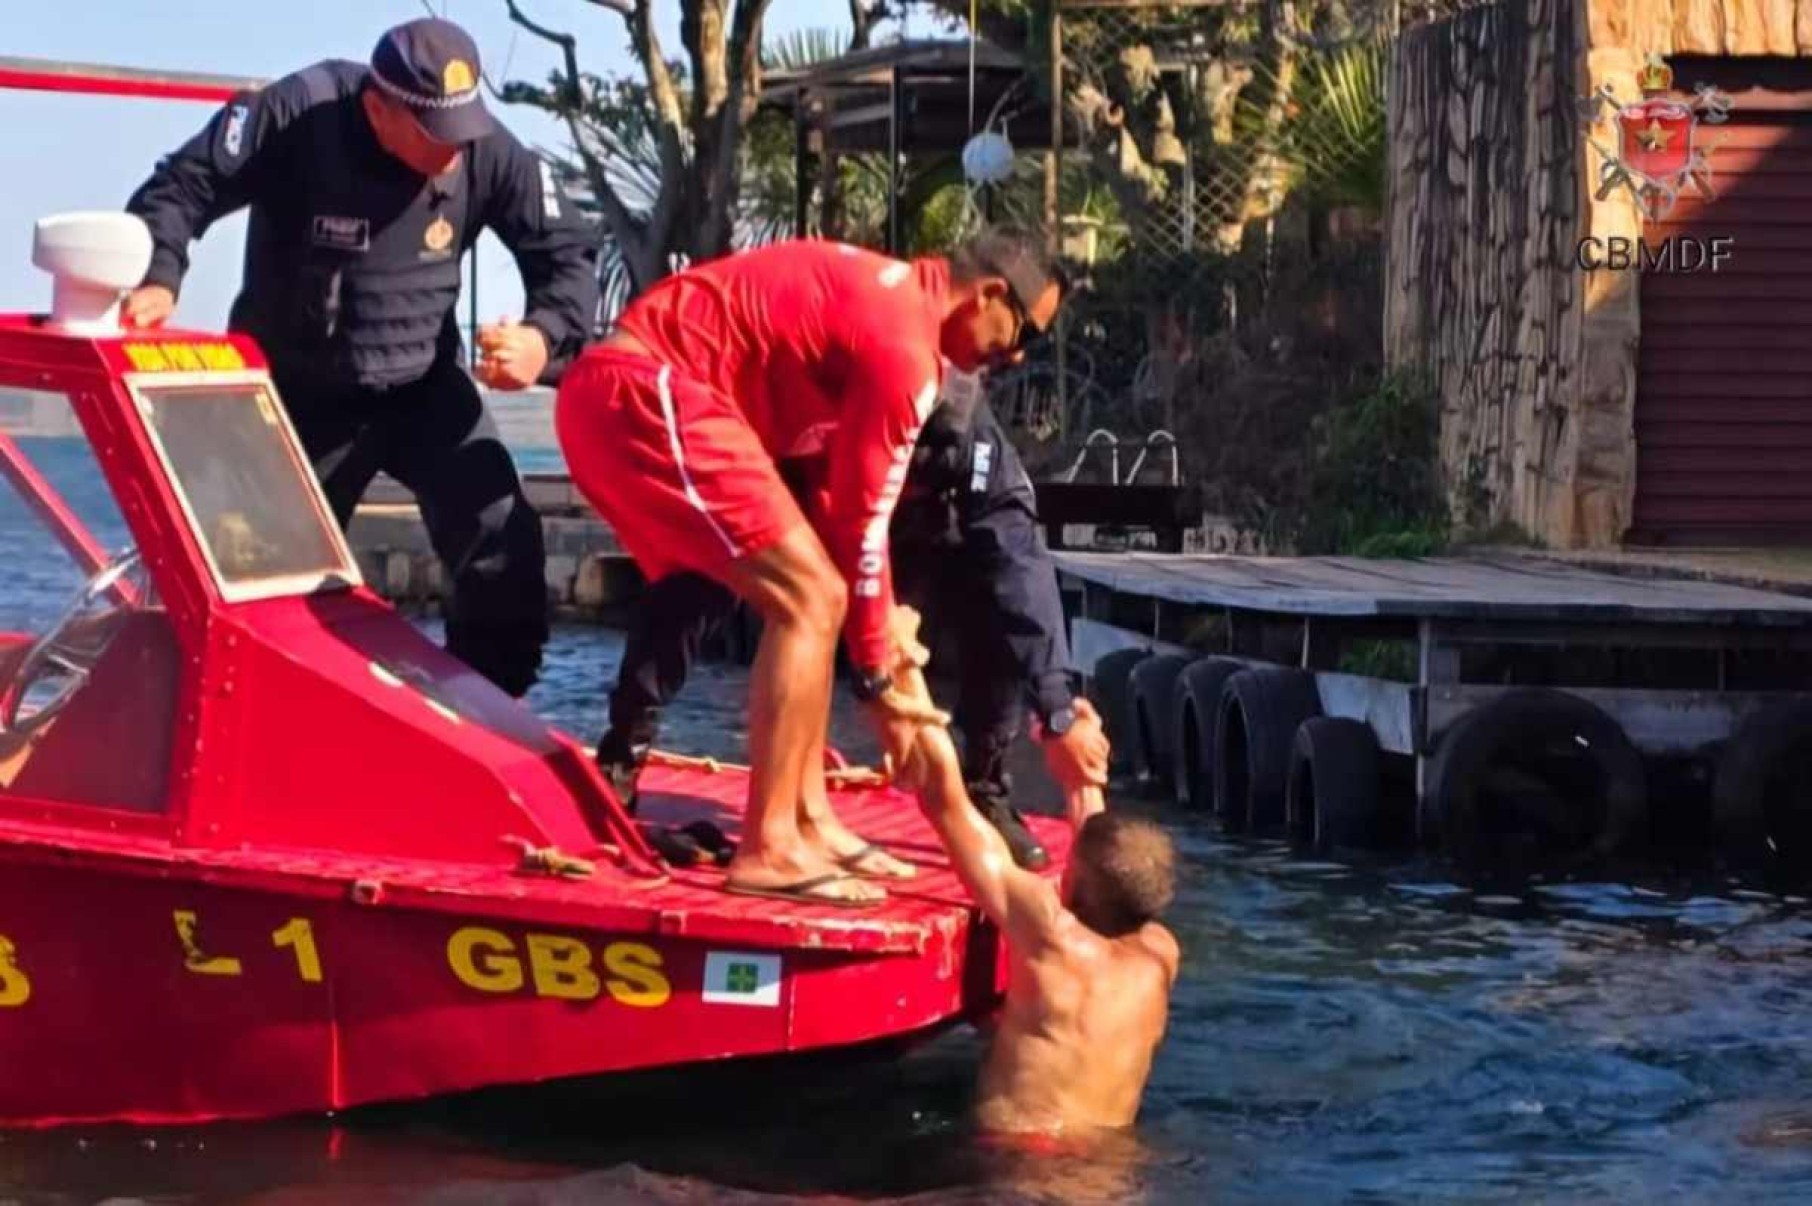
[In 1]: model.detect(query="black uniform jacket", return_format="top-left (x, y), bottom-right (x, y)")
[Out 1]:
top-left (891, 400), bottom-right (1076, 722)
top-left (127, 60), bottom-right (598, 391)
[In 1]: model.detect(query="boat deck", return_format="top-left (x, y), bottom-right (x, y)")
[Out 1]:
top-left (0, 761), bottom-right (1070, 956)
top-left (634, 760), bottom-right (1071, 943)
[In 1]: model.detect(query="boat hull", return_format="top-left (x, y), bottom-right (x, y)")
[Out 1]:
top-left (0, 841), bottom-right (1006, 1127)
top-left (0, 749), bottom-right (1074, 1129)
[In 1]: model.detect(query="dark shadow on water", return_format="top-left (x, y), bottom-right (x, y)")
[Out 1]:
top-left (0, 1034), bottom-right (1182, 1205)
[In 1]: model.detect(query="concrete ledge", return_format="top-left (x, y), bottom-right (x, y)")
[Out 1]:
top-left (364, 472), bottom-right (585, 515)
top-left (349, 461), bottom-right (1234, 617)
top-left (348, 499), bottom-right (641, 617)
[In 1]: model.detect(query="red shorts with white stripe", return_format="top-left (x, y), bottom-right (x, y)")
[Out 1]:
top-left (554, 349), bottom-right (806, 583)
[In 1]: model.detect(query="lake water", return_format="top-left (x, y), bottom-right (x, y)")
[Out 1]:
top-left (6, 441), bottom-right (1812, 1202)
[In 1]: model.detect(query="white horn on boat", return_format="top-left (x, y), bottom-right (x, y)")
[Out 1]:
top-left (31, 212), bottom-right (154, 334)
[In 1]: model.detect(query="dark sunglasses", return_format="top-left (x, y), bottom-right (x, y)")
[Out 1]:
top-left (1000, 265), bottom-right (1070, 353)
top-left (1002, 289), bottom-right (1033, 351)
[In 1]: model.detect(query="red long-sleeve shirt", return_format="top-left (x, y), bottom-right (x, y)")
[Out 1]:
top-left (613, 240), bottom-right (948, 670)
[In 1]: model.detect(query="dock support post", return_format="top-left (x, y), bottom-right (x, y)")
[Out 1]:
top-left (1414, 619), bottom-right (1460, 841)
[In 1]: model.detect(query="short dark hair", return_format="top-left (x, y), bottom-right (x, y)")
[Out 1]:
top-left (948, 227), bottom-right (1072, 327)
top-left (1069, 813), bottom-right (1177, 937)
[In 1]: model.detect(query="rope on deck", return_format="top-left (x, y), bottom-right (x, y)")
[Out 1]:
top-left (645, 748), bottom-right (892, 790)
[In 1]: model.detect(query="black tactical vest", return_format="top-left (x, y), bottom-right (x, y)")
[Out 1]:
top-left (230, 66), bottom-right (470, 392)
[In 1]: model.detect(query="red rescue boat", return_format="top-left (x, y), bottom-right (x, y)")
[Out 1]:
top-left (0, 213), bottom-right (1069, 1128)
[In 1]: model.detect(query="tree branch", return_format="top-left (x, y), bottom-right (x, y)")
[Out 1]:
top-left (920, 0), bottom-right (1030, 53)
top-left (617, 1), bottom-right (688, 266)
top-left (683, 1), bottom-right (729, 136)
top-left (849, 0), bottom-right (876, 50)
top-left (700, 0), bottom-right (773, 250)
top-left (505, 0), bottom-right (574, 43)
top-left (503, 0), bottom-right (656, 287)
top-left (727, 0), bottom-right (767, 111)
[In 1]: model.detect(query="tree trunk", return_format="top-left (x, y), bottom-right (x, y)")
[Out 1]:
top-left (849, 0), bottom-right (877, 49)
top-left (683, 0), bottom-right (771, 261)
top-left (1217, 0), bottom-right (1300, 252)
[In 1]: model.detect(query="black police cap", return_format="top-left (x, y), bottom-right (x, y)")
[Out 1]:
top-left (369, 17), bottom-right (494, 144)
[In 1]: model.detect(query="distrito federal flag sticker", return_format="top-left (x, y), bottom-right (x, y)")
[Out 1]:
top-left (702, 951), bottom-right (783, 1007)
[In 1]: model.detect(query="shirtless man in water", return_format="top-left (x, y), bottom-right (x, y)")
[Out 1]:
top-left (880, 613), bottom-right (1180, 1135)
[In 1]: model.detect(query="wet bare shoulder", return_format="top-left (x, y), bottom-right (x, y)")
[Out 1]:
top-left (1135, 923), bottom-right (1182, 986)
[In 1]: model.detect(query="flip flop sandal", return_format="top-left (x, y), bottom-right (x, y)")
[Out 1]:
top-left (679, 820), bottom-right (737, 866)
top-left (641, 824), bottom-right (704, 868)
top-left (836, 842), bottom-right (918, 881)
top-left (723, 872), bottom-right (885, 908)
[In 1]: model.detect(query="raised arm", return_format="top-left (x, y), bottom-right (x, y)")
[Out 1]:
top-left (880, 608), bottom-right (1066, 953)
top-left (913, 705), bottom-right (1069, 952)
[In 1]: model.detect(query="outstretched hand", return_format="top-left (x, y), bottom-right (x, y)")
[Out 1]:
top-left (859, 606), bottom-right (954, 790)
top-left (1038, 697), bottom-right (1112, 793)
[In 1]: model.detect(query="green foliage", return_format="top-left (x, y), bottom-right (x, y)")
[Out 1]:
top-left (1279, 37), bottom-right (1389, 213)
top-left (1348, 525), bottom-right (1449, 559)
top-left (505, 25), bottom-right (863, 316)
top-left (1463, 520), bottom-right (1545, 549)
top-left (1338, 640), bottom-right (1418, 681)
top-left (504, 70), bottom-right (677, 315)
top-left (1296, 373), bottom-right (1450, 557)
top-left (909, 182), bottom-right (973, 253)
top-left (741, 107), bottom-right (802, 245)
top-left (1236, 36), bottom-right (1388, 217)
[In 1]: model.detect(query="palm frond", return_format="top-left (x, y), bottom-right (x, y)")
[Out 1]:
top-left (763, 27), bottom-right (851, 71)
top-left (1240, 37), bottom-right (1388, 214)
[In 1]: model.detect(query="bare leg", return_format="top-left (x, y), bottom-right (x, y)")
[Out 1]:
top-left (797, 671), bottom-right (917, 879)
top-left (718, 524), bottom-right (883, 904)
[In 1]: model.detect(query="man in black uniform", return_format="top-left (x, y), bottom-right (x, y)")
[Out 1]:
top-left (597, 396), bottom-right (1094, 871)
top-left (122, 17), bottom-right (599, 696)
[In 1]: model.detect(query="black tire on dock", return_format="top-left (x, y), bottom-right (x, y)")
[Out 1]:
top-left (1422, 688), bottom-right (1647, 869)
top-left (1089, 648), bottom-right (1150, 773)
top-left (1286, 717), bottom-right (1382, 854)
top-left (1170, 657), bottom-right (1246, 811)
top-left (1215, 668), bottom-right (1324, 835)
top-left (1129, 653), bottom-right (1194, 790)
top-left (1711, 700), bottom-right (1812, 867)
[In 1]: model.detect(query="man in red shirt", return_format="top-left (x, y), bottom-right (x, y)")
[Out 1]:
top-left (556, 232), bottom-right (1067, 906)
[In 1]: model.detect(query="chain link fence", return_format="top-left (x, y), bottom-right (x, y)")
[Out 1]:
top-left (1055, 0), bottom-right (1401, 264)
top-left (983, 0), bottom-right (1404, 517)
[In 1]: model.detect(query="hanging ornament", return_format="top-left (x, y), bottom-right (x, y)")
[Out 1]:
top-left (962, 130), bottom-right (1016, 185)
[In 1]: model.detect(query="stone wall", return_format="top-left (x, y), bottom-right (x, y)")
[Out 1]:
top-left (1388, 0), bottom-right (1812, 548)
top-left (1600, 0), bottom-right (1812, 54)
top-left (1385, 0), bottom-right (1635, 548)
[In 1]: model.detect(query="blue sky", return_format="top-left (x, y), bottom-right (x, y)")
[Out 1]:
top-left (0, 1), bottom-right (861, 329)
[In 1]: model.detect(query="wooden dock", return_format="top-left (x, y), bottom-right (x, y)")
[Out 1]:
top-left (1051, 552), bottom-right (1812, 869)
top-left (1056, 550), bottom-right (1812, 631)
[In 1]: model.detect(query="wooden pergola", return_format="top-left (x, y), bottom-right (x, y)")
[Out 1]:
top-left (759, 39), bottom-right (1058, 252)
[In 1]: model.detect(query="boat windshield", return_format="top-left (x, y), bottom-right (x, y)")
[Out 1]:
top-left (0, 386), bottom-right (175, 813)
top-left (132, 378), bottom-right (359, 601)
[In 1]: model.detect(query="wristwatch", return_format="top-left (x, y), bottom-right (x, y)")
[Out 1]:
top-left (852, 667), bottom-right (893, 703)
top-left (1042, 703), bottom-right (1077, 739)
